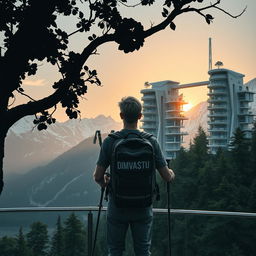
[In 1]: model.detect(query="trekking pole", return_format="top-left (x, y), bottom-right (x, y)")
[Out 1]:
top-left (167, 181), bottom-right (171, 256)
top-left (92, 186), bottom-right (105, 256)
top-left (91, 130), bottom-right (104, 256)
top-left (166, 159), bottom-right (171, 256)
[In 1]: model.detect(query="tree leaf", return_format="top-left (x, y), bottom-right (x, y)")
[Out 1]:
top-left (170, 22), bottom-right (176, 31)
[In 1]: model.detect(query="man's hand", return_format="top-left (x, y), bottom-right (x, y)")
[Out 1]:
top-left (94, 165), bottom-right (111, 188)
top-left (104, 173), bottom-right (111, 187)
top-left (157, 166), bottom-right (175, 182)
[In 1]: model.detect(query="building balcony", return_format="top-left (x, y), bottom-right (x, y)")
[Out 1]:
top-left (140, 125), bottom-right (156, 130)
top-left (165, 115), bottom-right (188, 120)
top-left (165, 141), bottom-right (182, 144)
top-left (165, 131), bottom-right (188, 136)
top-left (207, 83), bottom-right (227, 89)
top-left (208, 143), bottom-right (228, 147)
top-left (141, 119), bottom-right (156, 123)
top-left (141, 95), bottom-right (155, 101)
top-left (140, 88), bottom-right (153, 93)
top-left (207, 91), bottom-right (227, 96)
top-left (238, 98), bottom-right (253, 102)
top-left (143, 104), bottom-right (156, 108)
top-left (208, 113), bottom-right (227, 117)
top-left (208, 128), bottom-right (228, 132)
top-left (238, 112), bottom-right (254, 116)
top-left (166, 125), bottom-right (185, 128)
top-left (166, 109), bottom-right (182, 113)
top-left (239, 120), bottom-right (252, 124)
top-left (208, 136), bottom-right (228, 140)
top-left (208, 105), bottom-right (227, 110)
top-left (208, 120), bottom-right (227, 125)
top-left (238, 91), bottom-right (254, 95)
top-left (208, 98), bottom-right (227, 103)
top-left (210, 73), bottom-right (227, 79)
top-left (165, 147), bottom-right (181, 151)
top-left (143, 111), bottom-right (157, 115)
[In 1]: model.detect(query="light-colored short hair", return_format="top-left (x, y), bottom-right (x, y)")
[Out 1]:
top-left (118, 96), bottom-right (142, 123)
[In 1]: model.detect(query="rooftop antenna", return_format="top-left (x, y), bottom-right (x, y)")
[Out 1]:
top-left (209, 37), bottom-right (212, 71)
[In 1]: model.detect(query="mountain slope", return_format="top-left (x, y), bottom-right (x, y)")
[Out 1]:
top-left (5, 115), bottom-right (121, 175)
top-left (183, 101), bottom-right (208, 147)
top-left (0, 135), bottom-right (107, 208)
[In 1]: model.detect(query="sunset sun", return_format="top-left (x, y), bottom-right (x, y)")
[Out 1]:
top-left (183, 103), bottom-right (193, 112)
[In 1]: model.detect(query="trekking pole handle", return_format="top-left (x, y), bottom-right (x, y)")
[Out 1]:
top-left (93, 130), bottom-right (102, 147)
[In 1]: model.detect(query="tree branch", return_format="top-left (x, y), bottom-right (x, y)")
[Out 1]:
top-left (16, 89), bottom-right (36, 102)
top-left (213, 5), bottom-right (246, 19)
top-left (7, 33), bottom-right (115, 126)
top-left (144, 9), bottom-right (181, 38)
top-left (181, 0), bottom-right (246, 19)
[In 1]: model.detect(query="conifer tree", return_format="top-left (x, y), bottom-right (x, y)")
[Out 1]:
top-left (249, 122), bottom-right (256, 177)
top-left (63, 213), bottom-right (86, 256)
top-left (27, 222), bottom-right (49, 256)
top-left (0, 236), bottom-right (17, 256)
top-left (190, 126), bottom-right (208, 169)
top-left (50, 216), bottom-right (64, 256)
top-left (16, 227), bottom-right (30, 256)
top-left (230, 128), bottom-right (250, 178)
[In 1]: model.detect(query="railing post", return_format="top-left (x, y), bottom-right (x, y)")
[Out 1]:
top-left (88, 211), bottom-right (93, 256)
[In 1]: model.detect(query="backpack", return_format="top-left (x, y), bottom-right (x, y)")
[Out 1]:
top-left (108, 131), bottom-right (159, 208)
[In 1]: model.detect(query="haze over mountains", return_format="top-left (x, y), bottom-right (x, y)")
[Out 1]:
top-left (5, 115), bottom-right (122, 175)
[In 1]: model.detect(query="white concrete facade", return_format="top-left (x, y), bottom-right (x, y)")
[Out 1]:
top-left (208, 68), bottom-right (254, 153)
top-left (140, 80), bottom-right (188, 160)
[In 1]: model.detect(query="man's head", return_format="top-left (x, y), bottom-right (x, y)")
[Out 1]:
top-left (118, 96), bottom-right (142, 124)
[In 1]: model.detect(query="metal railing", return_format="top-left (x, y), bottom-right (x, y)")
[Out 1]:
top-left (1, 207), bottom-right (256, 255)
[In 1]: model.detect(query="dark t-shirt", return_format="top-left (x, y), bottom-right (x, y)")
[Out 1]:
top-left (96, 129), bottom-right (167, 169)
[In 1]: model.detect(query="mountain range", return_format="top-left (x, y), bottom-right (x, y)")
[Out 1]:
top-left (5, 115), bottom-right (122, 175)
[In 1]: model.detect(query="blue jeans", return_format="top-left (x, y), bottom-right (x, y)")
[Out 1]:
top-left (107, 197), bottom-right (153, 256)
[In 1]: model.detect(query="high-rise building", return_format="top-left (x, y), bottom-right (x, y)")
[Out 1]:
top-left (140, 80), bottom-right (188, 160)
top-left (208, 68), bottom-right (254, 153)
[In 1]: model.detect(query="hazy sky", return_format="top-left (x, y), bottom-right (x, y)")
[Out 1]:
top-left (17, 0), bottom-right (256, 121)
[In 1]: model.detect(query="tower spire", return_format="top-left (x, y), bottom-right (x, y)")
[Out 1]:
top-left (209, 37), bottom-right (212, 71)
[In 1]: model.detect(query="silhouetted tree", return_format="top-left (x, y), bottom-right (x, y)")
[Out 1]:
top-left (0, 0), bottom-right (245, 194)
top-left (50, 216), bottom-right (64, 256)
top-left (0, 236), bottom-right (17, 256)
top-left (63, 213), bottom-right (86, 256)
top-left (27, 222), bottom-right (49, 256)
top-left (15, 227), bottom-right (30, 256)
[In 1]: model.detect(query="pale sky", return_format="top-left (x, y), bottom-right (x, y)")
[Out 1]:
top-left (14, 0), bottom-right (256, 122)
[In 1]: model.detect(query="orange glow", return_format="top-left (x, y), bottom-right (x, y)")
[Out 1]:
top-left (183, 103), bottom-right (193, 112)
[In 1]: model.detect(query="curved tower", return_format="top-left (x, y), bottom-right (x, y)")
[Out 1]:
top-left (141, 81), bottom-right (187, 160)
top-left (208, 68), bottom-right (254, 153)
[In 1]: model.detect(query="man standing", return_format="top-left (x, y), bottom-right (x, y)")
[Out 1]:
top-left (94, 96), bottom-right (175, 256)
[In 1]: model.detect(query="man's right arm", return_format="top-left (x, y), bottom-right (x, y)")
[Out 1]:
top-left (157, 166), bottom-right (175, 182)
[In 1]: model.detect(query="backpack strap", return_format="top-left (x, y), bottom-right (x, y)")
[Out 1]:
top-left (108, 131), bottom-right (153, 140)
top-left (108, 131), bottom-right (123, 139)
top-left (140, 132), bottom-right (153, 139)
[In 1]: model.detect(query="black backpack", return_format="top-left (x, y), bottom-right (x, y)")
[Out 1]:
top-left (108, 131), bottom-right (159, 208)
